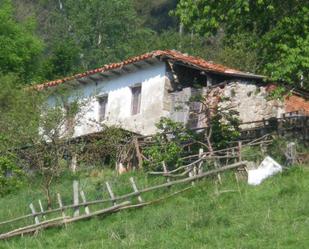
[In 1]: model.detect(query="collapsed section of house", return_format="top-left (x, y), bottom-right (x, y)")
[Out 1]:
top-left (34, 50), bottom-right (309, 137)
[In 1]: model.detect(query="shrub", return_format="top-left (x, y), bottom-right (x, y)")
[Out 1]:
top-left (0, 156), bottom-right (25, 196)
top-left (143, 118), bottom-right (192, 170)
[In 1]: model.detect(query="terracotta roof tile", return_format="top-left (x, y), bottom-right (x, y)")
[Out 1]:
top-left (34, 50), bottom-right (264, 90)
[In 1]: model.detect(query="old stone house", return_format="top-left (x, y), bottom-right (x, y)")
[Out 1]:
top-left (35, 50), bottom-right (309, 136)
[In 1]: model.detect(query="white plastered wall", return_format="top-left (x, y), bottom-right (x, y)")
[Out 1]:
top-left (48, 62), bottom-right (170, 136)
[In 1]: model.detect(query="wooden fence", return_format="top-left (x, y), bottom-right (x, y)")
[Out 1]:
top-left (0, 160), bottom-right (248, 240)
top-left (0, 130), bottom-right (298, 240)
top-left (239, 113), bottom-right (309, 141)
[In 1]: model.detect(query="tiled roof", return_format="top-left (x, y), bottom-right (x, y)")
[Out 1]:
top-left (285, 95), bottom-right (309, 114)
top-left (34, 50), bottom-right (264, 90)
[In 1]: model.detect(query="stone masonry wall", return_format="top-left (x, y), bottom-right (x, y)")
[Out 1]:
top-left (221, 82), bottom-right (285, 128)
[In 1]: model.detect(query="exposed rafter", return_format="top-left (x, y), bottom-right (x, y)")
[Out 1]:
top-left (121, 66), bottom-right (131, 73)
top-left (88, 75), bottom-right (100, 83)
top-left (111, 70), bottom-right (122, 76)
top-left (99, 73), bottom-right (110, 79)
top-left (77, 78), bottom-right (88, 84)
top-left (132, 63), bottom-right (143, 69)
top-left (144, 59), bottom-right (155, 66)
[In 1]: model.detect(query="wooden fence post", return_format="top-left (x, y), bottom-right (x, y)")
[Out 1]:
top-left (80, 190), bottom-right (90, 215)
top-left (238, 141), bottom-right (242, 162)
top-left (29, 203), bottom-right (40, 225)
top-left (57, 193), bottom-right (66, 219)
top-left (198, 148), bottom-right (204, 174)
top-left (38, 200), bottom-right (46, 220)
top-left (232, 148), bottom-right (236, 163)
top-left (129, 177), bottom-right (143, 203)
top-left (214, 160), bottom-right (222, 185)
top-left (105, 182), bottom-right (116, 206)
top-left (73, 180), bottom-right (79, 217)
top-left (162, 161), bottom-right (170, 183)
top-left (189, 167), bottom-right (195, 186)
top-left (226, 151), bottom-right (230, 166)
top-left (70, 153), bottom-right (77, 173)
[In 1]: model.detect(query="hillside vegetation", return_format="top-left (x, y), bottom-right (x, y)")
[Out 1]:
top-left (0, 0), bottom-right (307, 88)
top-left (0, 166), bottom-right (308, 249)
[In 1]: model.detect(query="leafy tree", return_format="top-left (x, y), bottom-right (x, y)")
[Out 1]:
top-left (35, 0), bottom-right (151, 79)
top-left (0, 0), bottom-right (43, 83)
top-left (0, 74), bottom-right (42, 151)
top-left (10, 0), bottom-right (258, 84)
top-left (0, 81), bottom-right (89, 207)
top-left (174, 0), bottom-right (309, 89)
top-left (41, 38), bottom-right (82, 80)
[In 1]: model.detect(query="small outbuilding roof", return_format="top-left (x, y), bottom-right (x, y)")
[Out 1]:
top-left (34, 50), bottom-right (265, 90)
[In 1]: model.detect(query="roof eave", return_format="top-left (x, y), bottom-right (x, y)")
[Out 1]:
top-left (168, 59), bottom-right (265, 80)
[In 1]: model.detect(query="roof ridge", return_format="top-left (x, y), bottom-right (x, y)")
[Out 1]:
top-left (33, 50), bottom-right (264, 90)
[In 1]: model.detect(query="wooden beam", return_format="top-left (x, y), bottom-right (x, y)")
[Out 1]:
top-left (77, 79), bottom-right (88, 84)
top-left (88, 75), bottom-right (100, 82)
top-left (144, 60), bottom-right (155, 66)
top-left (121, 66), bottom-right (131, 73)
top-left (110, 70), bottom-right (122, 76)
top-left (99, 73), bottom-right (110, 79)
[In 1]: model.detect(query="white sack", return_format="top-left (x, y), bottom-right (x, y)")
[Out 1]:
top-left (248, 156), bottom-right (282, 186)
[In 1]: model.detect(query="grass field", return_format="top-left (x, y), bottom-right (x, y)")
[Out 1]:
top-left (0, 165), bottom-right (308, 249)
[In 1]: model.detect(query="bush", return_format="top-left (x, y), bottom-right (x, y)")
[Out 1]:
top-left (241, 146), bottom-right (265, 163)
top-left (143, 118), bottom-right (192, 170)
top-left (0, 156), bottom-right (25, 196)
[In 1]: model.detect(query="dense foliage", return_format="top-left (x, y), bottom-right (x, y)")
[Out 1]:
top-left (0, 0), bottom-right (304, 88)
top-left (36, 0), bottom-right (249, 82)
top-left (0, 156), bottom-right (24, 197)
top-left (0, 74), bottom-right (42, 151)
top-left (175, 0), bottom-right (309, 89)
top-left (0, 0), bottom-right (43, 83)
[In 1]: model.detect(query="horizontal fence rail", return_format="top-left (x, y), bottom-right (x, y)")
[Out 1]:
top-left (0, 160), bottom-right (248, 240)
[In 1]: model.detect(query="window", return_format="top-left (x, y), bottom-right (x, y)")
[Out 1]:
top-left (131, 85), bottom-right (141, 115)
top-left (98, 95), bottom-right (108, 121)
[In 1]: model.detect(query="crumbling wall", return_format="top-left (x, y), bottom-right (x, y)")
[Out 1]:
top-left (169, 87), bottom-right (191, 124)
top-left (221, 82), bottom-right (285, 128)
top-left (169, 81), bottom-right (286, 129)
top-left (169, 81), bottom-right (288, 129)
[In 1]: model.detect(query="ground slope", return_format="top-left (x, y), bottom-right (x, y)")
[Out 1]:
top-left (0, 166), bottom-right (308, 249)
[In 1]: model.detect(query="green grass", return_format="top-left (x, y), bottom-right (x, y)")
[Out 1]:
top-left (0, 166), bottom-right (308, 249)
